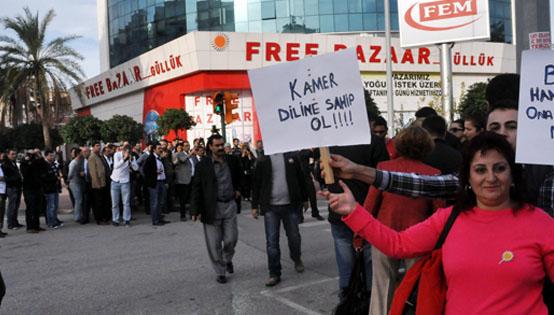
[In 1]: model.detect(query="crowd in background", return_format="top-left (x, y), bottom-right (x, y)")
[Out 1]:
top-left (0, 73), bottom-right (552, 314)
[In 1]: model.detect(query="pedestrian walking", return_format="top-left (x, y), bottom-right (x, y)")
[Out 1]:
top-left (191, 134), bottom-right (243, 284)
top-left (251, 152), bottom-right (308, 286)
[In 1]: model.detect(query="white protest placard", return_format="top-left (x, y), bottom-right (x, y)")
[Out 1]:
top-left (529, 32), bottom-right (551, 50)
top-left (516, 49), bottom-right (554, 166)
top-left (247, 49), bottom-right (371, 155)
top-left (398, 0), bottom-right (490, 48)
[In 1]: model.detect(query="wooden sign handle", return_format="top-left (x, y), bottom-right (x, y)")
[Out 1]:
top-left (319, 147), bottom-right (335, 185)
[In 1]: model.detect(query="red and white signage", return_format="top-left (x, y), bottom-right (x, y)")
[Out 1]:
top-left (399, 0), bottom-right (490, 47)
top-left (184, 90), bottom-right (254, 143)
top-left (529, 32), bottom-right (551, 49)
top-left (71, 31), bottom-right (513, 110)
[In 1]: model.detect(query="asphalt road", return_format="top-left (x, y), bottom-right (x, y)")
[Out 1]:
top-left (0, 196), bottom-right (342, 314)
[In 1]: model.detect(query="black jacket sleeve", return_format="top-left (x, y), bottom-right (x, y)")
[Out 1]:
top-left (190, 161), bottom-right (203, 217)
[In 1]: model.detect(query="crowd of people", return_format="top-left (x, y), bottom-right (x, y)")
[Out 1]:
top-left (0, 73), bottom-right (552, 313)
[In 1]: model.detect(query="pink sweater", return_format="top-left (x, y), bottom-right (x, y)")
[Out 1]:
top-left (343, 204), bottom-right (554, 314)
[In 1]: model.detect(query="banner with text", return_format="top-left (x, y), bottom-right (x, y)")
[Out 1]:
top-left (516, 50), bottom-right (554, 165)
top-left (248, 49), bottom-right (371, 155)
top-left (399, 0), bottom-right (490, 47)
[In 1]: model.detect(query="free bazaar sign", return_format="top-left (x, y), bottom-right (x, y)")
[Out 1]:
top-left (399, 0), bottom-right (490, 47)
top-left (248, 49), bottom-right (371, 155)
top-left (516, 50), bottom-right (554, 166)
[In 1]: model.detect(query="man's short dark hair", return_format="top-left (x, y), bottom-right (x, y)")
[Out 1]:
top-left (233, 138), bottom-right (239, 142)
top-left (485, 73), bottom-right (520, 106)
top-left (91, 141), bottom-right (101, 146)
top-left (44, 149), bottom-right (54, 156)
top-left (373, 116), bottom-right (388, 129)
top-left (208, 134), bottom-right (224, 147)
top-left (453, 118), bottom-right (464, 125)
top-left (415, 106), bottom-right (438, 118)
top-left (422, 116), bottom-right (447, 138)
top-left (488, 99), bottom-right (518, 115)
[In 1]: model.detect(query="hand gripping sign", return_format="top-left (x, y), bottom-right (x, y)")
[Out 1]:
top-left (248, 49), bottom-right (372, 183)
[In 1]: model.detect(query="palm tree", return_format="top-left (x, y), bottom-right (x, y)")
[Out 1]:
top-left (0, 7), bottom-right (84, 149)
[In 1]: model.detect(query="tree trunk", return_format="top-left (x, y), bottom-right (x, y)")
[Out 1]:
top-left (35, 74), bottom-right (52, 150)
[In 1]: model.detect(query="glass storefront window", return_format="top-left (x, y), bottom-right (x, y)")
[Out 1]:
top-left (348, 0), bottom-right (362, 13)
top-left (319, 0), bottom-right (333, 15)
top-left (319, 14), bottom-right (333, 32)
top-left (333, 0), bottom-right (348, 14)
top-left (304, 0), bottom-right (318, 16)
top-left (349, 13), bottom-right (363, 31)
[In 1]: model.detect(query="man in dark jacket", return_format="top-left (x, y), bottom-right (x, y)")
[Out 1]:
top-left (251, 152), bottom-right (308, 286)
top-left (143, 142), bottom-right (171, 226)
top-left (2, 149), bottom-right (24, 230)
top-left (42, 150), bottom-right (63, 228)
top-left (20, 150), bottom-right (45, 233)
top-left (190, 134), bottom-right (242, 284)
top-left (422, 116), bottom-right (463, 175)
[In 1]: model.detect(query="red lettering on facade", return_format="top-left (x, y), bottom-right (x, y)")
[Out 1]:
top-left (369, 45), bottom-right (382, 63)
top-left (244, 112), bottom-right (252, 122)
top-left (305, 43), bottom-right (319, 56)
top-left (246, 42), bottom-right (261, 61)
top-left (401, 49), bottom-right (415, 64)
top-left (334, 44), bottom-right (347, 51)
top-left (286, 43), bottom-right (300, 61)
top-left (266, 42), bottom-right (281, 61)
top-left (356, 46), bottom-right (366, 62)
top-left (418, 48), bottom-right (431, 64)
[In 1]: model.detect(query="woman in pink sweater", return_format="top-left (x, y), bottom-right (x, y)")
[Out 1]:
top-left (322, 132), bottom-right (554, 314)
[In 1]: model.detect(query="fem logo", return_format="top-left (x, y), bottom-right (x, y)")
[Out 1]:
top-left (405, 0), bottom-right (481, 31)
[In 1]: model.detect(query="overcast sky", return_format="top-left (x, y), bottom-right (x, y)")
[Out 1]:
top-left (0, 0), bottom-right (100, 78)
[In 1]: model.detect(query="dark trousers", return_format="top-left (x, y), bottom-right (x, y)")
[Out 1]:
top-left (143, 183), bottom-right (150, 214)
top-left (306, 176), bottom-right (319, 216)
top-left (263, 204), bottom-right (302, 277)
top-left (6, 187), bottom-right (21, 228)
top-left (148, 181), bottom-right (165, 224)
top-left (23, 189), bottom-right (41, 230)
top-left (241, 174), bottom-right (252, 199)
top-left (81, 183), bottom-right (92, 223)
top-left (92, 188), bottom-right (111, 223)
top-left (175, 183), bottom-right (190, 218)
top-left (0, 194), bottom-right (6, 229)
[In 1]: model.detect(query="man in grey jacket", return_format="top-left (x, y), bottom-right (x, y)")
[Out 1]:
top-left (173, 143), bottom-right (193, 221)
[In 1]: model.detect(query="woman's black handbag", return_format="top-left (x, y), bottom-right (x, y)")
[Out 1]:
top-left (0, 271), bottom-right (5, 306)
top-left (544, 279), bottom-right (553, 314)
top-left (334, 237), bottom-right (369, 315)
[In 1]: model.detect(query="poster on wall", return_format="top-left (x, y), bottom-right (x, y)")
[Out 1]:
top-left (184, 91), bottom-right (254, 144)
top-left (248, 49), bottom-right (371, 155)
top-left (516, 49), bottom-right (554, 166)
top-left (398, 0), bottom-right (490, 48)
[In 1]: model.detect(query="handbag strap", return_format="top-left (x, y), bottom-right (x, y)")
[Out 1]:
top-left (433, 208), bottom-right (461, 250)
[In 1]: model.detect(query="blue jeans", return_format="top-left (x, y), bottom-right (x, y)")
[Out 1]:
top-left (111, 181), bottom-right (131, 222)
top-left (148, 181), bottom-right (166, 224)
top-left (45, 193), bottom-right (60, 226)
top-left (263, 204), bottom-right (302, 277)
top-left (331, 222), bottom-right (372, 292)
top-left (69, 183), bottom-right (83, 222)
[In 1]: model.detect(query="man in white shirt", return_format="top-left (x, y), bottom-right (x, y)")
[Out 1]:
top-left (110, 144), bottom-right (138, 226)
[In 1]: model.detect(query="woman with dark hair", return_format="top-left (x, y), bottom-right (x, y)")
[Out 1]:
top-left (364, 127), bottom-right (444, 315)
top-left (463, 113), bottom-right (486, 141)
top-left (322, 132), bottom-right (554, 314)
